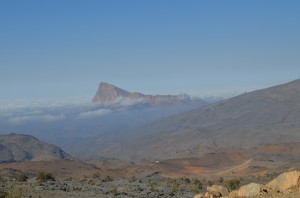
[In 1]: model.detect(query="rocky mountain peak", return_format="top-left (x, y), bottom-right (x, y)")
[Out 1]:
top-left (92, 82), bottom-right (130, 103)
top-left (92, 82), bottom-right (205, 106)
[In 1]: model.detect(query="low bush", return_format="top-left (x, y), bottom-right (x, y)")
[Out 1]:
top-left (14, 173), bottom-right (28, 182)
top-left (37, 171), bottom-right (55, 182)
top-left (224, 179), bottom-right (240, 190)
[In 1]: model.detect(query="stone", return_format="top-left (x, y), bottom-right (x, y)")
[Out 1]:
top-left (207, 185), bottom-right (229, 197)
top-left (266, 171), bottom-right (300, 192)
top-left (238, 183), bottom-right (262, 197)
top-left (204, 192), bottom-right (210, 198)
top-left (228, 190), bottom-right (238, 198)
top-left (194, 194), bottom-right (203, 198)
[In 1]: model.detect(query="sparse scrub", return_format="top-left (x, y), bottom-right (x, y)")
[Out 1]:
top-left (219, 177), bottom-right (224, 183)
top-left (181, 177), bottom-right (191, 184)
top-left (0, 191), bottom-right (8, 198)
top-left (37, 171), bottom-right (55, 183)
top-left (192, 178), bottom-right (203, 190)
top-left (92, 172), bottom-right (101, 180)
top-left (111, 185), bottom-right (117, 195)
top-left (192, 186), bottom-right (200, 194)
top-left (171, 181), bottom-right (180, 192)
top-left (88, 179), bottom-right (95, 185)
top-left (129, 176), bottom-right (136, 183)
top-left (14, 172), bottom-right (28, 182)
top-left (207, 180), bottom-right (214, 186)
top-left (224, 178), bottom-right (240, 191)
top-left (102, 175), bottom-right (114, 182)
top-left (150, 182), bottom-right (157, 192)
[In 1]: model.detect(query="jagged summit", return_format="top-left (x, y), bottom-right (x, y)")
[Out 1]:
top-left (92, 82), bottom-right (131, 103)
top-left (92, 82), bottom-right (204, 106)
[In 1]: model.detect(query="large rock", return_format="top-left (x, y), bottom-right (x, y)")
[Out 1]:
top-left (238, 183), bottom-right (262, 197)
top-left (207, 185), bottom-right (229, 197)
top-left (266, 171), bottom-right (300, 192)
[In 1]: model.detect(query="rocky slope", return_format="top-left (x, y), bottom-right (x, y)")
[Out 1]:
top-left (92, 82), bottom-right (205, 106)
top-left (0, 133), bottom-right (70, 163)
top-left (97, 79), bottom-right (300, 161)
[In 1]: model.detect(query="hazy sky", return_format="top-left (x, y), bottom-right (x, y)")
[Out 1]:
top-left (1, 1), bottom-right (300, 103)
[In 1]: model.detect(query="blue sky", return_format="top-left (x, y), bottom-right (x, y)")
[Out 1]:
top-left (1, 0), bottom-right (300, 102)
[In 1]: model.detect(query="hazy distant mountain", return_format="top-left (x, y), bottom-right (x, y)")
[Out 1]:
top-left (0, 133), bottom-right (70, 163)
top-left (0, 83), bottom-right (209, 157)
top-left (97, 79), bottom-right (300, 161)
top-left (92, 82), bottom-right (205, 106)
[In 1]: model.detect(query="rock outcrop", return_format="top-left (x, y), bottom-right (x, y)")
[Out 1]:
top-left (266, 171), bottom-right (300, 192)
top-left (199, 171), bottom-right (300, 198)
top-left (92, 82), bottom-right (204, 106)
top-left (0, 133), bottom-right (70, 163)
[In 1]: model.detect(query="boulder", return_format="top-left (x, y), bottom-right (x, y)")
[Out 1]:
top-left (194, 194), bottom-right (203, 198)
top-left (228, 190), bottom-right (238, 198)
top-left (204, 192), bottom-right (211, 198)
top-left (266, 171), bottom-right (300, 192)
top-left (238, 183), bottom-right (262, 197)
top-left (207, 185), bottom-right (229, 197)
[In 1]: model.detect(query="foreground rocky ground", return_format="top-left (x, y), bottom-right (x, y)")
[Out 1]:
top-left (1, 170), bottom-right (300, 197)
top-left (1, 175), bottom-right (196, 198)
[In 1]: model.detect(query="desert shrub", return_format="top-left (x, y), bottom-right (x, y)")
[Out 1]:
top-left (0, 192), bottom-right (21, 198)
top-left (37, 171), bottom-right (55, 182)
top-left (224, 179), bottom-right (240, 191)
top-left (192, 179), bottom-right (203, 190)
top-left (92, 172), bottom-right (101, 179)
top-left (102, 175), bottom-right (113, 182)
top-left (0, 191), bottom-right (8, 198)
top-left (14, 173), bottom-right (28, 182)
top-left (129, 176), bottom-right (136, 183)
top-left (88, 179), bottom-right (95, 185)
top-left (150, 182), bottom-right (157, 192)
top-left (207, 180), bottom-right (214, 186)
top-left (219, 177), bottom-right (224, 183)
top-left (111, 185), bottom-right (117, 195)
top-left (171, 182), bottom-right (180, 192)
top-left (192, 186), bottom-right (200, 194)
top-left (181, 177), bottom-right (191, 184)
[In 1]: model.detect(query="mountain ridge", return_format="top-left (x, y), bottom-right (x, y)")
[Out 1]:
top-left (0, 133), bottom-right (70, 163)
top-left (92, 82), bottom-right (205, 106)
top-left (96, 79), bottom-right (300, 161)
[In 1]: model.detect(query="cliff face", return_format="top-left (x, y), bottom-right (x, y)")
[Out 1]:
top-left (92, 82), bottom-right (203, 106)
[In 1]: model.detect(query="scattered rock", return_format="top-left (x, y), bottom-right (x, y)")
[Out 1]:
top-left (238, 183), bottom-right (262, 197)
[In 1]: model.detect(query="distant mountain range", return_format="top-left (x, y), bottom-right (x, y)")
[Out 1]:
top-left (3, 79), bottom-right (300, 164)
top-left (0, 134), bottom-right (70, 163)
top-left (92, 82), bottom-right (205, 106)
top-left (95, 79), bottom-right (300, 161)
top-left (0, 82), bottom-right (208, 158)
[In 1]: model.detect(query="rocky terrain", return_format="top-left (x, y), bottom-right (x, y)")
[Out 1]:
top-left (1, 162), bottom-right (300, 198)
top-left (0, 134), bottom-right (69, 163)
top-left (92, 82), bottom-right (205, 106)
top-left (2, 79), bottom-right (300, 197)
